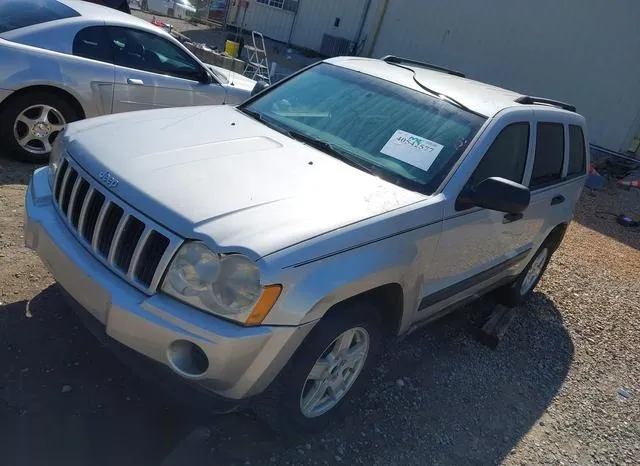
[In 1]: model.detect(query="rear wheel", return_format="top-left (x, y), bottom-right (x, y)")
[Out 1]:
top-left (0, 92), bottom-right (80, 163)
top-left (256, 303), bottom-right (382, 434)
top-left (496, 241), bottom-right (553, 306)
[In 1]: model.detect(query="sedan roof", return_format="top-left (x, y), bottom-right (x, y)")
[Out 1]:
top-left (0, 0), bottom-right (169, 39)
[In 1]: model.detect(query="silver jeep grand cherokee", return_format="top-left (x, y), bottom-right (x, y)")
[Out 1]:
top-left (24, 55), bottom-right (588, 432)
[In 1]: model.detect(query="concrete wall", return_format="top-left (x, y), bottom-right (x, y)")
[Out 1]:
top-left (368, 0), bottom-right (640, 152)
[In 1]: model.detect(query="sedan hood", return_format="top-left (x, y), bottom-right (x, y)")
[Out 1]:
top-left (63, 106), bottom-right (424, 257)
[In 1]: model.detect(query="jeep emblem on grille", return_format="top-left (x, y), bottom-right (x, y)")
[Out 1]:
top-left (98, 171), bottom-right (119, 189)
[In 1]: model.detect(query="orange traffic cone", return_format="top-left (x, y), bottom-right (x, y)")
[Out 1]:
top-left (617, 179), bottom-right (640, 188)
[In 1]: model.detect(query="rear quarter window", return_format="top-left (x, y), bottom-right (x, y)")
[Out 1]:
top-left (0, 0), bottom-right (79, 34)
top-left (568, 125), bottom-right (587, 177)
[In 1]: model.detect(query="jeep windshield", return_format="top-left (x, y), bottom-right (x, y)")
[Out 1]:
top-left (240, 63), bottom-right (486, 195)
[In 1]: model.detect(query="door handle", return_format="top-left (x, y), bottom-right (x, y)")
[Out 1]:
top-left (127, 78), bottom-right (144, 85)
top-left (503, 213), bottom-right (523, 223)
top-left (550, 195), bottom-right (565, 205)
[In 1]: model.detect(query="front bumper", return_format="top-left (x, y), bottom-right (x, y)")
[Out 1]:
top-left (24, 167), bottom-right (314, 399)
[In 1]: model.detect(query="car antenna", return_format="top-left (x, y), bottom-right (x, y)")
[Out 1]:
top-left (382, 59), bottom-right (480, 116)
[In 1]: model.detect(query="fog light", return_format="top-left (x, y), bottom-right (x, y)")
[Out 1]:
top-left (167, 340), bottom-right (209, 378)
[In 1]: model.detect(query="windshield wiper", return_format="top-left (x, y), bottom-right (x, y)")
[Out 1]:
top-left (240, 108), bottom-right (292, 135)
top-left (286, 129), bottom-right (378, 176)
top-left (242, 109), bottom-right (378, 177)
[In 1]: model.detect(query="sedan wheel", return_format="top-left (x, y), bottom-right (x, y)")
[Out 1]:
top-left (13, 104), bottom-right (66, 155)
top-left (300, 327), bottom-right (370, 418)
top-left (1, 92), bottom-right (80, 163)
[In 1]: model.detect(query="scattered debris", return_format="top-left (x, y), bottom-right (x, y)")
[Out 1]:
top-left (586, 165), bottom-right (606, 190)
top-left (617, 387), bottom-right (631, 400)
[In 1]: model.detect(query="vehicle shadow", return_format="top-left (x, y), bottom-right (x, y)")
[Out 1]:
top-left (573, 186), bottom-right (640, 251)
top-left (188, 292), bottom-right (574, 465)
top-left (0, 285), bottom-right (195, 466)
top-left (0, 285), bottom-right (573, 465)
top-left (0, 153), bottom-right (39, 186)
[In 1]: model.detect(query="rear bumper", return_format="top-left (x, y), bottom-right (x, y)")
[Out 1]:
top-left (24, 167), bottom-right (314, 399)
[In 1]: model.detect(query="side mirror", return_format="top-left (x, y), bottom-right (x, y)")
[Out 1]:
top-left (456, 177), bottom-right (530, 214)
top-left (200, 69), bottom-right (213, 84)
top-left (251, 80), bottom-right (269, 96)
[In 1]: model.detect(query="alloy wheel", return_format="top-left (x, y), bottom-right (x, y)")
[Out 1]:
top-left (520, 248), bottom-right (549, 296)
top-left (299, 327), bottom-right (370, 418)
top-left (13, 104), bottom-right (66, 155)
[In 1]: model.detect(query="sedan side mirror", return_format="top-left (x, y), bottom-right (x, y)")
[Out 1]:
top-left (200, 69), bottom-right (213, 84)
top-left (456, 177), bottom-right (530, 213)
top-left (251, 80), bottom-right (269, 96)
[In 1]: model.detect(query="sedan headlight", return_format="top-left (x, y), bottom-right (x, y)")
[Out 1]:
top-left (161, 242), bottom-right (281, 325)
top-left (48, 133), bottom-right (65, 187)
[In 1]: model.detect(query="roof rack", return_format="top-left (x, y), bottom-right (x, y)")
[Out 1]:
top-left (381, 55), bottom-right (465, 78)
top-left (515, 96), bottom-right (576, 112)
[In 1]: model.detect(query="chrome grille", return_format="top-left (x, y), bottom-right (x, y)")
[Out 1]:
top-left (53, 156), bottom-right (179, 293)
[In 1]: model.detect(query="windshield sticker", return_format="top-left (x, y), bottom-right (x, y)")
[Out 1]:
top-left (380, 130), bottom-right (444, 171)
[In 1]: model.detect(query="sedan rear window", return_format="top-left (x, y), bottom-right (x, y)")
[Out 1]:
top-left (0, 0), bottom-right (79, 34)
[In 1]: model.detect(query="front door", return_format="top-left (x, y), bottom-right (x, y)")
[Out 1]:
top-left (107, 26), bottom-right (226, 113)
top-left (420, 115), bottom-right (535, 317)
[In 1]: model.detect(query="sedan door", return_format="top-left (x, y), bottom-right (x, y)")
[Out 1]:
top-left (106, 26), bottom-right (226, 113)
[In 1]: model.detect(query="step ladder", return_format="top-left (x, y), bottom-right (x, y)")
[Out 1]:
top-left (243, 31), bottom-right (271, 84)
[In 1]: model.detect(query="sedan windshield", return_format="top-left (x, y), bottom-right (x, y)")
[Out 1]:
top-left (241, 63), bottom-right (485, 194)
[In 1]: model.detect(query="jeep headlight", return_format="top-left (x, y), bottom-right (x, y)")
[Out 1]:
top-left (48, 133), bottom-right (65, 187)
top-left (161, 242), bottom-right (281, 325)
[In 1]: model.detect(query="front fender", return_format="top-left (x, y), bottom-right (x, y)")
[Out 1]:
top-left (261, 220), bottom-right (442, 333)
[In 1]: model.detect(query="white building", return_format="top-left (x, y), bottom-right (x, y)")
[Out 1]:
top-left (227, 0), bottom-right (640, 154)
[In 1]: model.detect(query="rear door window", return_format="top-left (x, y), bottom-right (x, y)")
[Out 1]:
top-left (568, 125), bottom-right (586, 177)
top-left (73, 26), bottom-right (112, 63)
top-left (468, 122), bottom-right (530, 187)
top-left (0, 0), bottom-right (79, 34)
top-left (531, 123), bottom-right (564, 189)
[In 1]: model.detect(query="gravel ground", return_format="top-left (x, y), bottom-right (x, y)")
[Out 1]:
top-left (1, 153), bottom-right (639, 465)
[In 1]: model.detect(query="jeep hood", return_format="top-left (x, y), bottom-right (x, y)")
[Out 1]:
top-left (63, 106), bottom-right (424, 258)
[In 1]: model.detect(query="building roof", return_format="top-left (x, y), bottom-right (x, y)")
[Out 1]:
top-left (327, 56), bottom-right (525, 117)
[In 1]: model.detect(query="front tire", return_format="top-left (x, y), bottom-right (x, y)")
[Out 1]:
top-left (256, 303), bottom-right (382, 434)
top-left (0, 92), bottom-right (80, 164)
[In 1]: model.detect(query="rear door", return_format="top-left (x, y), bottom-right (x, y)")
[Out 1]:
top-left (106, 26), bottom-right (226, 113)
top-left (519, 109), bottom-right (588, 250)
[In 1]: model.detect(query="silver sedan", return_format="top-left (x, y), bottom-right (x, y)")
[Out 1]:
top-left (0, 0), bottom-right (257, 163)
